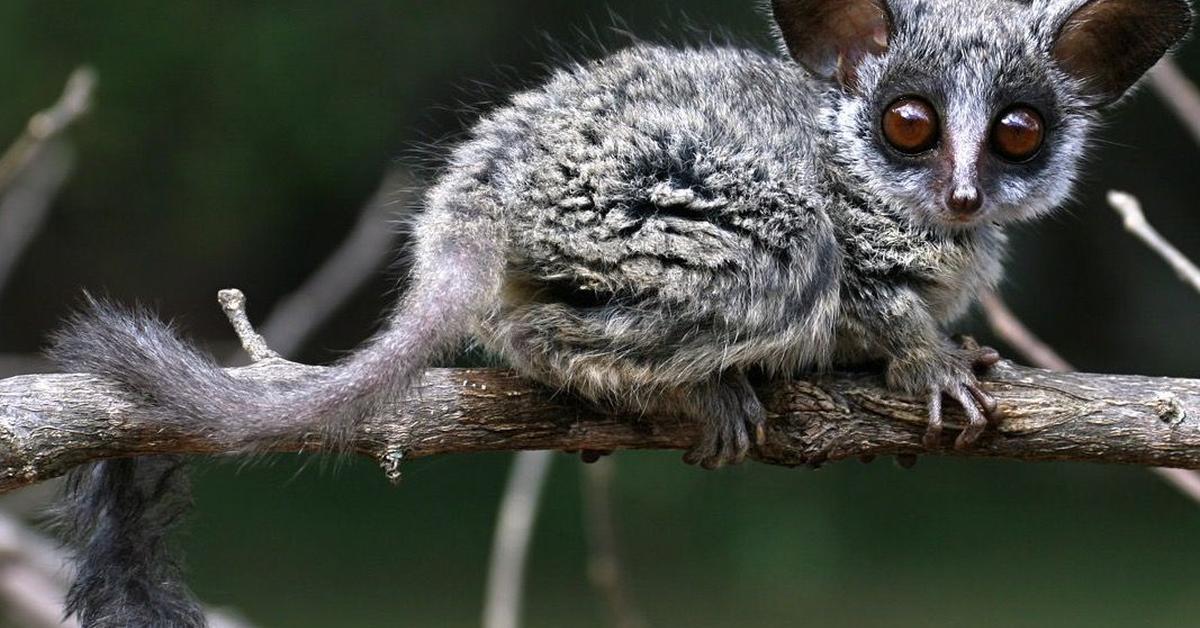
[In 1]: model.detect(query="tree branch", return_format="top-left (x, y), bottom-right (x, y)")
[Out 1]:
top-left (3, 351), bottom-right (1200, 494)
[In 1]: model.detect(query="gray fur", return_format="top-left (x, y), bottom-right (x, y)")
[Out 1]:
top-left (57, 457), bottom-right (206, 627)
top-left (52, 1), bottom-right (1192, 625)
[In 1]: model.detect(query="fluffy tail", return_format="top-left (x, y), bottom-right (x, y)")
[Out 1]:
top-left (50, 205), bottom-right (505, 448)
top-left (58, 457), bottom-right (206, 627)
top-left (51, 195), bottom-right (506, 626)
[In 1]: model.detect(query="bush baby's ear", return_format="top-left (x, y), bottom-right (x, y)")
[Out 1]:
top-left (1049, 0), bottom-right (1193, 106)
top-left (770, 0), bottom-right (893, 91)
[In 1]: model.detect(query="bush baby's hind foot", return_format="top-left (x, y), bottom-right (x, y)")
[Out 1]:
top-left (675, 373), bottom-right (767, 470)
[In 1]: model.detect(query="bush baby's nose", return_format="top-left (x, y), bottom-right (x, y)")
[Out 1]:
top-left (946, 185), bottom-right (983, 215)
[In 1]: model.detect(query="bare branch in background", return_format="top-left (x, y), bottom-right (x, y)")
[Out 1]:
top-left (1150, 57), bottom-right (1200, 147)
top-left (1108, 189), bottom-right (1200, 500)
top-left (482, 450), bottom-right (554, 628)
top-left (255, 169), bottom-right (412, 358)
top-left (582, 459), bottom-right (646, 628)
top-left (0, 141), bottom-right (74, 302)
top-left (0, 67), bottom-right (95, 196)
top-left (0, 66), bottom-right (95, 628)
top-left (0, 562), bottom-right (78, 627)
top-left (0, 507), bottom-right (258, 628)
top-left (0, 67), bottom-right (96, 368)
top-left (1108, 190), bottom-right (1200, 294)
top-left (978, 291), bottom-right (1071, 373)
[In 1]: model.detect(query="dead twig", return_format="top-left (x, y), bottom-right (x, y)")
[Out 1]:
top-left (219, 289), bottom-right (280, 362)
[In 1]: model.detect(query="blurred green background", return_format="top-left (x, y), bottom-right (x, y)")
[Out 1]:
top-left (1, 1), bottom-right (1199, 627)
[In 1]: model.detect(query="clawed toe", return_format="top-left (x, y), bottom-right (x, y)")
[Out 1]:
top-left (949, 384), bottom-right (988, 449)
top-left (923, 381), bottom-right (998, 449)
top-left (681, 421), bottom-right (731, 469)
top-left (742, 397), bottom-right (768, 447)
top-left (966, 382), bottom-right (1001, 422)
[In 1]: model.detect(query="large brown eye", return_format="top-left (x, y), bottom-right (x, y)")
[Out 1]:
top-left (882, 97), bottom-right (939, 154)
top-left (991, 106), bottom-right (1045, 162)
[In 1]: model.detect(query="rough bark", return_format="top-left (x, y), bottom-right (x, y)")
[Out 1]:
top-left (1, 358), bottom-right (1199, 492)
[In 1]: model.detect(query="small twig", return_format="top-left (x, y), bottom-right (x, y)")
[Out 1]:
top-left (1108, 190), bottom-right (1200, 294)
top-left (1131, 59), bottom-right (1200, 501)
top-left (218, 289), bottom-right (280, 362)
top-left (1150, 57), bottom-right (1200, 147)
top-left (482, 450), bottom-right (554, 628)
top-left (0, 67), bottom-right (96, 196)
top-left (582, 459), bottom-right (646, 628)
top-left (256, 169), bottom-right (411, 358)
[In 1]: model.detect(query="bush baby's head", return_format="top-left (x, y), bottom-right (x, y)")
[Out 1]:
top-left (771, 0), bottom-right (1193, 231)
